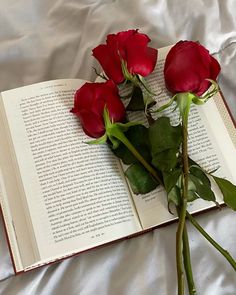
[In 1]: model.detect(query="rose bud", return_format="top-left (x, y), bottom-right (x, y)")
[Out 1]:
top-left (92, 29), bottom-right (158, 84)
top-left (164, 41), bottom-right (221, 96)
top-left (70, 80), bottom-right (126, 138)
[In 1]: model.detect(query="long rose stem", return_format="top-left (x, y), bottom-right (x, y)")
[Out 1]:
top-left (176, 202), bottom-right (187, 295)
top-left (104, 107), bottom-right (163, 186)
top-left (182, 224), bottom-right (196, 295)
top-left (176, 118), bottom-right (189, 295)
top-left (186, 211), bottom-right (236, 271)
top-left (111, 127), bottom-right (163, 185)
top-left (116, 126), bottom-right (196, 295)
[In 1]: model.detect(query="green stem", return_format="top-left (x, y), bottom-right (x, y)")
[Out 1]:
top-left (177, 206), bottom-right (195, 294)
top-left (176, 104), bottom-right (190, 295)
top-left (187, 211), bottom-right (236, 271)
top-left (183, 224), bottom-right (196, 295)
top-left (111, 128), bottom-right (163, 186)
top-left (176, 199), bottom-right (187, 295)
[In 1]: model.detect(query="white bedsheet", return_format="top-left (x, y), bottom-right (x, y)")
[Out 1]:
top-left (0, 1), bottom-right (236, 294)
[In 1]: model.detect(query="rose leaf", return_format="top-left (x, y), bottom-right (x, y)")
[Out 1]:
top-left (190, 166), bottom-right (211, 187)
top-left (149, 117), bottom-right (182, 154)
top-left (189, 174), bottom-right (215, 202)
top-left (152, 148), bottom-right (179, 172)
top-left (163, 168), bottom-right (182, 193)
top-left (125, 163), bottom-right (159, 194)
top-left (168, 186), bottom-right (181, 207)
top-left (212, 176), bottom-right (236, 210)
top-left (112, 125), bottom-right (151, 165)
top-left (126, 86), bottom-right (145, 111)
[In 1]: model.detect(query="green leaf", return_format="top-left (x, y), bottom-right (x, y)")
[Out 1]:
top-left (188, 157), bottom-right (200, 168)
top-left (126, 86), bottom-right (145, 111)
top-left (125, 163), bottom-right (158, 194)
top-left (187, 177), bottom-right (198, 202)
top-left (168, 186), bottom-right (181, 206)
top-left (163, 168), bottom-right (182, 193)
top-left (149, 117), bottom-right (181, 172)
top-left (213, 176), bottom-right (236, 210)
top-left (187, 190), bottom-right (198, 202)
top-left (152, 148), bottom-right (179, 171)
top-left (187, 163), bottom-right (214, 202)
top-left (112, 125), bottom-right (151, 165)
top-left (189, 174), bottom-right (215, 202)
top-left (149, 117), bottom-right (182, 154)
top-left (190, 166), bottom-right (211, 187)
top-left (164, 169), bottom-right (199, 203)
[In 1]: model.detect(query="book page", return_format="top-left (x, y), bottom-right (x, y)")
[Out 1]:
top-left (0, 79), bottom-right (141, 265)
top-left (0, 95), bottom-right (38, 272)
top-left (128, 46), bottom-right (236, 229)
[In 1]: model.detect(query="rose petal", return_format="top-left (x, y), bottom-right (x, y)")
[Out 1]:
top-left (106, 101), bottom-right (125, 123)
top-left (93, 31), bottom-right (138, 83)
top-left (107, 30), bottom-right (137, 44)
top-left (72, 82), bottom-right (96, 112)
top-left (107, 30), bottom-right (137, 58)
top-left (210, 55), bottom-right (221, 80)
top-left (196, 80), bottom-right (211, 96)
top-left (91, 80), bottom-right (118, 116)
top-left (164, 41), bottom-right (213, 94)
top-left (165, 66), bottom-right (202, 94)
top-left (92, 44), bottom-right (124, 84)
top-left (77, 109), bottom-right (105, 138)
top-left (71, 80), bottom-right (125, 139)
top-left (93, 30), bottom-right (156, 83)
top-left (164, 41), bottom-right (185, 71)
top-left (126, 33), bottom-right (157, 76)
top-left (92, 80), bottom-right (125, 121)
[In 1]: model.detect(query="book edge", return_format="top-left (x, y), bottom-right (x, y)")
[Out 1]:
top-left (10, 202), bottom-right (225, 275)
top-left (0, 205), bottom-right (22, 274)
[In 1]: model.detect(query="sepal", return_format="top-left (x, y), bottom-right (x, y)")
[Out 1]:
top-left (192, 79), bottom-right (219, 105)
top-left (137, 74), bottom-right (156, 96)
top-left (176, 92), bottom-right (194, 124)
top-left (121, 59), bottom-right (134, 82)
top-left (85, 133), bottom-right (107, 145)
top-left (154, 94), bottom-right (177, 113)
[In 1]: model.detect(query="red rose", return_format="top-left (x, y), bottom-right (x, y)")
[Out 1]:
top-left (92, 29), bottom-right (158, 84)
top-left (164, 41), bottom-right (221, 96)
top-left (71, 80), bottom-right (125, 138)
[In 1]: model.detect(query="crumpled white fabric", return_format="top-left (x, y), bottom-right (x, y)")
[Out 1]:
top-left (0, 0), bottom-right (236, 294)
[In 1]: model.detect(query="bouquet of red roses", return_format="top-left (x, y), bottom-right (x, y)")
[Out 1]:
top-left (71, 30), bottom-right (236, 295)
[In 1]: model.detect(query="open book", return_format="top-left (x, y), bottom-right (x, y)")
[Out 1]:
top-left (0, 46), bottom-right (236, 274)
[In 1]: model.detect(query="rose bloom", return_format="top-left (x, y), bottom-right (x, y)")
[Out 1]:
top-left (70, 80), bottom-right (125, 138)
top-left (164, 41), bottom-right (221, 96)
top-left (92, 29), bottom-right (158, 84)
